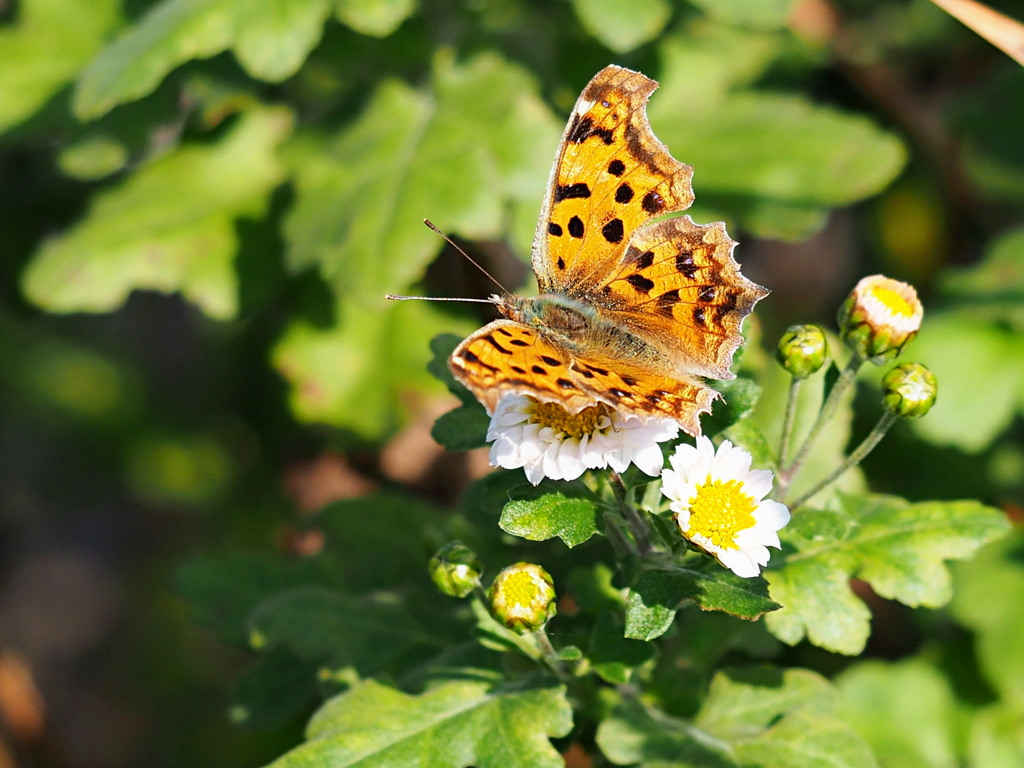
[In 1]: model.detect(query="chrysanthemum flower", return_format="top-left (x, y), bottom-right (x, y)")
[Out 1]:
top-left (661, 437), bottom-right (790, 578)
top-left (486, 394), bottom-right (679, 485)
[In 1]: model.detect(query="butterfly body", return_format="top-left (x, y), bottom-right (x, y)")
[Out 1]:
top-left (450, 65), bottom-right (768, 436)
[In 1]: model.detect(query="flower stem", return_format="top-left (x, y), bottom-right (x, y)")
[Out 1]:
top-left (788, 410), bottom-right (898, 509)
top-left (610, 471), bottom-right (653, 557)
top-left (777, 355), bottom-right (863, 498)
top-left (532, 627), bottom-right (569, 680)
top-left (777, 377), bottom-right (802, 469)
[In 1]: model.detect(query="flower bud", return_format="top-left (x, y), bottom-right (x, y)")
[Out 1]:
top-left (881, 363), bottom-right (937, 419)
top-left (488, 562), bottom-right (556, 632)
top-left (776, 324), bottom-right (828, 379)
top-left (429, 541), bottom-right (482, 598)
top-left (837, 275), bottom-right (923, 364)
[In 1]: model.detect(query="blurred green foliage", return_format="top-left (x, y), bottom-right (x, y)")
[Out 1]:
top-left (2, 0), bottom-right (1023, 766)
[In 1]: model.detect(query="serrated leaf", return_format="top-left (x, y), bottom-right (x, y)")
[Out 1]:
top-left (283, 53), bottom-right (558, 306)
top-left (569, 0), bottom-right (672, 53)
top-left (74, 0), bottom-right (336, 119)
top-left (598, 667), bottom-right (877, 768)
top-left (0, 0), bottom-right (121, 133)
top-left (22, 107), bottom-right (291, 320)
top-left (500, 490), bottom-right (601, 548)
top-left (625, 563), bottom-right (779, 641)
top-left (266, 677), bottom-right (572, 768)
top-left (765, 494), bottom-right (1009, 655)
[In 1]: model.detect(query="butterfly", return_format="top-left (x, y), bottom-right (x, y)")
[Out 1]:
top-left (449, 65), bottom-right (767, 437)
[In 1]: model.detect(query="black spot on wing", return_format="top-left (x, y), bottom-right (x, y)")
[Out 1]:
top-left (557, 257), bottom-right (565, 270)
top-left (657, 289), bottom-right (680, 316)
top-left (531, 365), bottom-right (546, 375)
top-left (615, 184), bottom-right (634, 204)
top-left (675, 251), bottom-right (697, 279)
top-left (607, 159), bottom-right (626, 176)
top-left (556, 378), bottom-right (576, 389)
top-left (485, 336), bottom-right (512, 355)
top-left (602, 218), bottom-right (624, 243)
top-left (548, 222), bottom-right (562, 237)
top-left (568, 216), bottom-right (584, 238)
top-left (509, 338), bottom-right (530, 347)
top-left (693, 306), bottom-right (706, 326)
top-left (567, 114), bottom-right (613, 145)
top-left (555, 183), bottom-right (592, 202)
top-left (541, 355), bottom-right (561, 367)
top-left (626, 274), bottom-right (655, 294)
top-left (698, 286), bottom-right (715, 302)
top-left (642, 191), bottom-right (665, 214)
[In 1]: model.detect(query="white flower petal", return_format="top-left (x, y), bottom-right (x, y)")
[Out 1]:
top-left (662, 437), bottom-right (791, 578)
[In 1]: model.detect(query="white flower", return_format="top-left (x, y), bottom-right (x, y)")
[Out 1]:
top-left (661, 436), bottom-right (790, 578)
top-left (487, 394), bottom-right (679, 485)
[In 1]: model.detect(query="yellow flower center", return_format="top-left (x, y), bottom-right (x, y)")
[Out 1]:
top-left (867, 284), bottom-right (916, 318)
top-left (531, 401), bottom-right (611, 439)
top-left (686, 477), bottom-right (757, 550)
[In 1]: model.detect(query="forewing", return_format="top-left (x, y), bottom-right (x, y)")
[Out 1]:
top-left (597, 216), bottom-right (768, 379)
top-left (531, 66), bottom-right (695, 295)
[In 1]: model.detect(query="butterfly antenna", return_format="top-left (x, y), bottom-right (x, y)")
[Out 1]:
top-left (423, 219), bottom-right (509, 294)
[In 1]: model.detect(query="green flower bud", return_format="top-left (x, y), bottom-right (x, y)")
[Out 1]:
top-left (837, 275), bottom-right (923, 365)
top-left (429, 541), bottom-right (482, 598)
top-left (881, 363), bottom-right (937, 418)
top-left (776, 324), bottom-right (829, 378)
top-left (488, 562), bottom-right (556, 633)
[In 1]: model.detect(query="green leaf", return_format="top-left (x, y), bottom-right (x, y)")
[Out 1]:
top-left (939, 225), bottom-right (1024, 330)
top-left (685, 0), bottom-right (796, 30)
top-left (432, 402), bottom-right (491, 451)
top-left (231, 645), bottom-right (321, 728)
top-left (73, 0), bottom-right (337, 119)
top-left (334, 0), bottom-right (417, 37)
top-left (569, 0), bottom-right (672, 53)
top-left (0, 0), bottom-right (121, 133)
top-left (175, 553), bottom-right (335, 648)
top-left (835, 659), bottom-right (961, 768)
top-left (21, 107), bottom-right (291, 320)
top-left (283, 53), bottom-right (558, 305)
top-left (597, 667), bottom-right (877, 768)
top-left (500, 489), bottom-right (601, 548)
top-left (766, 494), bottom-right (1009, 654)
top-left (951, 529), bottom-right (1024, 710)
top-left (909, 313), bottom-right (1024, 452)
top-left (266, 677), bottom-right (572, 768)
top-left (625, 562), bottom-right (779, 641)
top-left (249, 586), bottom-right (446, 670)
top-left (704, 376), bottom-right (762, 436)
top-left (315, 490), bottom-right (446, 591)
top-left (272, 299), bottom-right (469, 437)
top-left (588, 613), bottom-right (656, 685)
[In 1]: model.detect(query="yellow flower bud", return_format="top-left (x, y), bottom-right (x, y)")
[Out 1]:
top-left (488, 563), bottom-right (556, 632)
top-left (837, 275), bottom-right (923, 364)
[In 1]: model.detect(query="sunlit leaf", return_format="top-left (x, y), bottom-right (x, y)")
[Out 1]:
top-left (500, 489), bottom-right (601, 548)
top-left (569, 0), bottom-right (672, 53)
top-left (283, 53), bottom-right (558, 306)
top-left (0, 0), bottom-right (121, 132)
top-left (766, 494), bottom-right (1009, 654)
top-left (598, 667), bottom-right (876, 768)
top-left (22, 107), bottom-right (291, 320)
top-left (266, 677), bottom-right (572, 768)
top-left (625, 562), bottom-right (779, 640)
